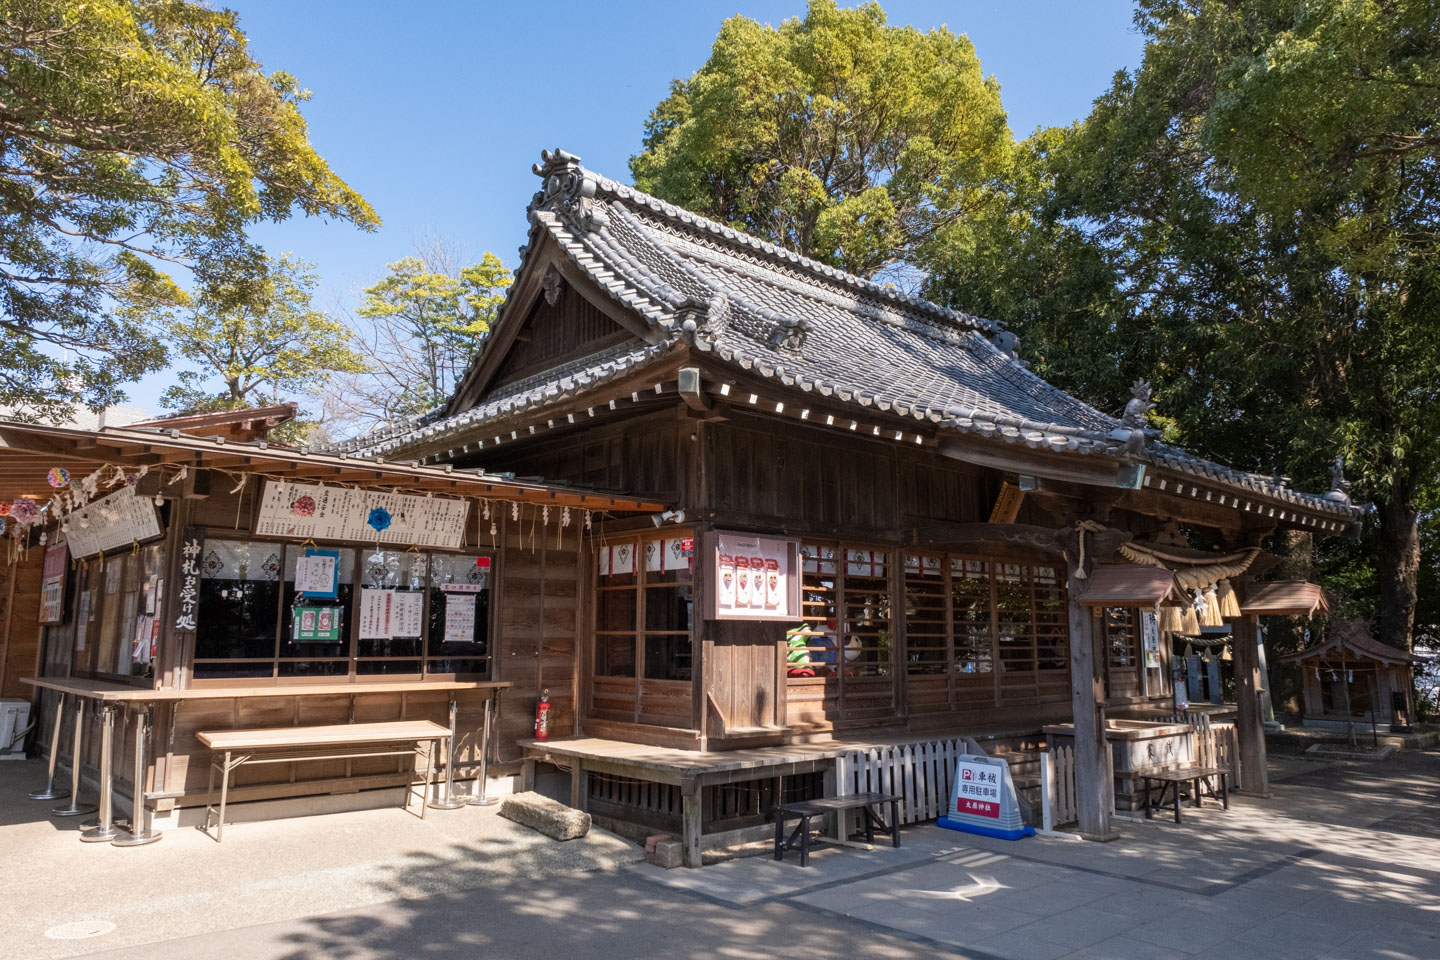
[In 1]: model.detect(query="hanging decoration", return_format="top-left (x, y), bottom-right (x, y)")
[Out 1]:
top-left (47, 467), bottom-right (70, 488)
top-left (1201, 585), bottom-right (1224, 627)
top-left (0, 501), bottom-right (9, 517)
top-left (366, 507), bottom-right (393, 532)
top-left (1158, 604), bottom-right (1184, 634)
top-left (1180, 604), bottom-right (1200, 635)
top-left (1216, 579), bottom-right (1242, 618)
top-left (292, 495), bottom-right (317, 517)
top-left (9, 497), bottom-right (40, 526)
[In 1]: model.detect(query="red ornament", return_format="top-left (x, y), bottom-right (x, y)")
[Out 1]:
top-left (0, 502), bottom-right (10, 518)
top-left (292, 495), bottom-right (317, 517)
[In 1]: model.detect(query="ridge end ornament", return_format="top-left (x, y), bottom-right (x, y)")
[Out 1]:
top-left (1121, 379), bottom-right (1155, 430)
top-left (1325, 455), bottom-right (1352, 503)
top-left (532, 148), bottom-right (606, 231)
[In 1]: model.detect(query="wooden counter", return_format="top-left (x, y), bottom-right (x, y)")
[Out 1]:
top-left (22, 676), bottom-right (510, 701)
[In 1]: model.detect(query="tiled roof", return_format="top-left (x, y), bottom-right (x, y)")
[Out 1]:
top-left (334, 149), bottom-right (1365, 523)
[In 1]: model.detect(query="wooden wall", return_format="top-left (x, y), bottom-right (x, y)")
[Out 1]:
top-left (491, 279), bottom-right (636, 391)
top-left (0, 544), bottom-right (46, 700)
top-left (456, 402), bottom-right (1105, 748)
top-left (493, 513), bottom-right (583, 764)
top-left (474, 409), bottom-right (693, 506)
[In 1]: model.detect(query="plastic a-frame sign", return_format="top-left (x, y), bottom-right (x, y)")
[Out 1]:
top-left (938, 754), bottom-right (1034, 841)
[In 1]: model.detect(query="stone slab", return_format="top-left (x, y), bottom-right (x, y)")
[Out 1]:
top-left (498, 791), bottom-right (590, 841)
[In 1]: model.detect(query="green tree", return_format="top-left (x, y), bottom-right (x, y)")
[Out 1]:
top-left (929, 0), bottom-right (1440, 651)
top-left (327, 248), bottom-right (511, 429)
top-left (630, 0), bottom-right (1014, 279)
top-left (159, 253), bottom-right (365, 420)
top-left (0, 0), bottom-right (378, 421)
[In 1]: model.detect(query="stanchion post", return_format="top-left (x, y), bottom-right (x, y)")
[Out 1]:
top-left (80, 705), bottom-right (119, 842)
top-left (29, 692), bottom-right (70, 801)
top-left (428, 694), bottom-right (466, 810)
top-left (52, 697), bottom-right (96, 817)
top-left (113, 705), bottom-right (162, 846)
top-left (467, 696), bottom-right (499, 806)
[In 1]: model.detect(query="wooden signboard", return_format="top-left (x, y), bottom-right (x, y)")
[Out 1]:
top-left (63, 486), bottom-right (163, 559)
top-left (704, 531), bottom-right (801, 622)
top-left (38, 542), bottom-right (68, 624)
top-left (254, 480), bottom-right (470, 549)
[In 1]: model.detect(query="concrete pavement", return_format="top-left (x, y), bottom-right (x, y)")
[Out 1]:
top-left (3, 749), bottom-right (1438, 960)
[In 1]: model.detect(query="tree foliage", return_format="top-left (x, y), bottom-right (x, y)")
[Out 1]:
top-left (158, 253), bottom-right (364, 421)
top-left (0, 0), bottom-right (378, 420)
top-left (325, 246), bottom-right (511, 431)
top-left (630, 0), bottom-right (1014, 279)
top-left (928, 0), bottom-right (1440, 649)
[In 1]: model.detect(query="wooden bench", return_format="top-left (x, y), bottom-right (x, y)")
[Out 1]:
top-left (197, 720), bottom-right (451, 841)
top-left (773, 792), bottom-right (900, 866)
top-left (1137, 764), bottom-right (1228, 824)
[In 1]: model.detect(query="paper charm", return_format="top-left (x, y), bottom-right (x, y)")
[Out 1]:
top-left (367, 506), bottom-right (392, 532)
top-left (48, 467), bottom-right (70, 488)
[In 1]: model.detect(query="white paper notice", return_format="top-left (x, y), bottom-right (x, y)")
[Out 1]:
top-left (295, 554), bottom-right (337, 595)
top-left (358, 588), bottom-right (394, 640)
top-left (713, 534), bottom-right (795, 621)
top-left (391, 591), bottom-right (424, 638)
top-left (444, 593), bottom-right (477, 644)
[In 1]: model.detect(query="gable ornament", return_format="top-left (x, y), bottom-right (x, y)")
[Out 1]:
top-left (541, 267), bottom-right (563, 307)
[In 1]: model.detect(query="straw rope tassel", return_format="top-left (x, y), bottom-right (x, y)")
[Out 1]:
top-left (1217, 578), bottom-right (1241, 618)
top-left (1181, 604), bottom-right (1199, 635)
top-left (1202, 585), bottom-right (1223, 626)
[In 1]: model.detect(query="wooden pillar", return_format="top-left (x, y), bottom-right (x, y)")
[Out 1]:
top-left (1231, 613), bottom-right (1271, 796)
top-left (680, 777), bottom-right (702, 868)
top-left (570, 762), bottom-right (589, 811)
top-left (1067, 569), bottom-right (1117, 841)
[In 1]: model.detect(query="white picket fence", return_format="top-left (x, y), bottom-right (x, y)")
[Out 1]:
top-left (1041, 745), bottom-right (1079, 831)
top-left (834, 738), bottom-right (983, 826)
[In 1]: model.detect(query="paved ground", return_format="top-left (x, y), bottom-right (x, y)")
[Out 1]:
top-left (2, 749), bottom-right (1437, 960)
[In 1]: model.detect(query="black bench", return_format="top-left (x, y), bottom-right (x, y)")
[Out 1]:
top-left (773, 792), bottom-right (900, 866)
top-left (1138, 764), bottom-right (1228, 824)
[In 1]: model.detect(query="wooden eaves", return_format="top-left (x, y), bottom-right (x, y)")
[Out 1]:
top-left (0, 421), bottom-right (665, 513)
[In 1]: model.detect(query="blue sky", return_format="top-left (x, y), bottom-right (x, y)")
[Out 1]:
top-left (127, 1), bottom-right (1145, 414)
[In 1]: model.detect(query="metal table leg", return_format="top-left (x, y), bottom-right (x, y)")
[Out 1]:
top-left (113, 705), bottom-right (161, 846)
top-left (30, 692), bottom-right (70, 801)
top-left (52, 697), bottom-right (96, 817)
top-left (80, 705), bottom-right (119, 842)
top-left (466, 697), bottom-right (499, 806)
top-left (427, 695), bottom-right (465, 810)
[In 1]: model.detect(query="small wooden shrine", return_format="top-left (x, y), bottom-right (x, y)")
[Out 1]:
top-left (1281, 619), bottom-right (1423, 732)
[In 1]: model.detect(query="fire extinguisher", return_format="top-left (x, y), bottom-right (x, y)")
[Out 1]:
top-left (534, 688), bottom-right (551, 741)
